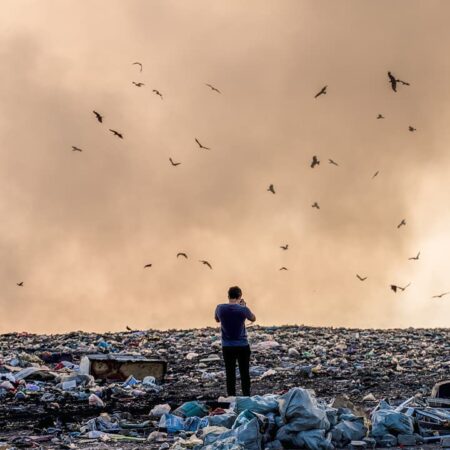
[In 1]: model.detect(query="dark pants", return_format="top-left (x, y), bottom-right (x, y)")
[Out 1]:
top-left (222, 345), bottom-right (251, 396)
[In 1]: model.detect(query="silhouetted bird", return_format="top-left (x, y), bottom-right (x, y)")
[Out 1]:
top-left (372, 171), bottom-right (380, 179)
top-left (311, 155), bottom-right (320, 168)
top-left (328, 159), bottom-right (338, 166)
top-left (388, 71), bottom-right (410, 92)
top-left (109, 129), bottom-right (123, 139)
top-left (169, 158), bottom-right (181, 166)
top-left (377, 114), bottom-right (385, 119)
top-left (132, 82), bottom-right (145, 87)
top-left (144, 264), bottom-right (152, 268)
top-left (205, 83), bottom-right (221, 93)
top-left (397, 219), bottom-right (406, 229)
top-left (177, 253), bottom-right (188, 259)
top-left (71, 146), bottom-right (82, 152)
top-left (409, 252), bottom-right (420, 261)
top-left (267, 184), bottom-right (276, 194)
top-left (132, 62), bottom-right (143, 72)
top-left (391, 283), bottom-right (411, 293)
top-left (432, 292), bottom-right (450, 299)
top-left (312, 202), bottom-right (320, 209)
top-left (200, 260), bottom-right (212, 269)
top-left (280, 244), bottom-right (288, 250)
top-left (16, 282), bottom-right (24, 287)
top-left (195, 138), bottom-right (210, 150)
top-left (126, 326), bottom-right (132, 331)
top-left (153, 89), bottom-right (163, 99)
top-left (356, 274), bottom-right (367, 281)
top-left (93, 111), bottom-right (103, 123)
top-left (279, 267), bottom-right (288, 271)
top-left (408, 126), bottom-right (416, 132)
top-left (314, 86), bottom-right (327, 98)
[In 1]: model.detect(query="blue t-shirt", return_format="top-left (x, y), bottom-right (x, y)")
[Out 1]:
top-left (215, 303), bottom-right (253, 347)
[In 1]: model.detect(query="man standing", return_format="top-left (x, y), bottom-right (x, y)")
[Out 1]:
top-left (215, 286), bottom-right (256, 397)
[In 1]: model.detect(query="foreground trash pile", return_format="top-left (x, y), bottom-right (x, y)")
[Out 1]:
top-left (0, 325), bottom-right (449, 449)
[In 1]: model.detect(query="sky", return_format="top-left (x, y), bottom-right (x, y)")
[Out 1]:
top-left (1, 0), bottom-right (450, 333)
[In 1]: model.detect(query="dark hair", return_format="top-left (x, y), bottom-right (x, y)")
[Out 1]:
top-left (228, 286), bottom-right (242, 299)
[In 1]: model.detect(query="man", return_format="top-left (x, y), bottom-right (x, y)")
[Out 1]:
top-left (215, 286), bottom-right (256, 397)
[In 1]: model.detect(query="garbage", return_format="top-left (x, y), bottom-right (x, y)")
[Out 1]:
top-left (371, 401), bottom-right (414, 437)
top-left (150, 403), bottom-right (172, 417)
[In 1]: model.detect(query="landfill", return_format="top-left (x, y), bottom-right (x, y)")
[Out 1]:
top-left (0, 325), bottom-right (449, 449)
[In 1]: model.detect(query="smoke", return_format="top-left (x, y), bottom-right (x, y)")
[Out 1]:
top-left (0, 0), bottom-right (449, 333)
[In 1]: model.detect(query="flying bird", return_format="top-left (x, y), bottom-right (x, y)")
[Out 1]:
top-left (195, 138), bottom-right (210, 150)
top-left (199, 260), bottom-right (212, 269)
top-left (152, 89), bottom-right (163, 99)
top-left (169, 157), bottom-right (181, 166)
top-left (109, 129), bottom-right (123, 139)
top-left (126, 326), bottom-right (132, 331)
top-left (16, 282), bottom-right (24, 287)
top-left (328, 159), bottom-right (339, 166)
top-left (372, 171), bottom-right (380, 179)
top-left (267, 184), bottom-right (276, 194)
top-left (312, 202), bottom-right (320, 209)
top-left (93, 111), bottom-right (103, 123)
top-left (132, 62), bottom-right (143, 72)
top-left (205, 83), bottom-right (221, 93)
top-left (132, 82), bottom-right (145, 87)
top-left (388, 71), bottom-right (410, 92)
top-left (314, 85), bottom-right (327, 98)
top-left (71, 146), bottom-right (83, 152)
top-left (177, 253), bottom-right (188, 259)
top-left (311, 155), bottom-right (320, 168)
top-left (356, 274), bottom-right (367, 281)
top-left (377, 114), bottom-right (385, 119)
top-left (432, 292), bottom-right (450, 299)
top-left (144, 264), bottom-right (152, 268)
top-left (390, 283), bottom-right (411, 293)
top-left (408, 252), bottom-right (420, 261)
top-left (279, 267), bottom-right (288, 271)
top-left (397, 219), bottom-right (406, 229)
top-left (280, 244), bottom-right (289, 250)
top-left (408, 126), bottom-right (416, 132)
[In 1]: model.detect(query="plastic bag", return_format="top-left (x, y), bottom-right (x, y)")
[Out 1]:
top-left (371, 406), bottom-right (414, 436)
top-left (235, 395), bottom-right (279, 415)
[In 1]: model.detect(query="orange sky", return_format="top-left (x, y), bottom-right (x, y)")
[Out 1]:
top-left (1, 0), bottom-right (450, 333)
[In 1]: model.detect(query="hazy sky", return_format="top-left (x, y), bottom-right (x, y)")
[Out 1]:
top-left (1, 1), bottom-right (450, 333)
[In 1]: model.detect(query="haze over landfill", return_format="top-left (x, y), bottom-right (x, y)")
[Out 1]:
top-left (1, 1), bottom-right (450, 333)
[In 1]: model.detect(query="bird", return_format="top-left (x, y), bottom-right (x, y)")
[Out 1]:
top-left (311, 155), bottom-right (320, 168)
top-left (169, 157), bottom-right (181, 166)
top-left (16, 282), bottom-right (24, 287)
top-left (388, 71), bottom-right (410, 92)
top-left (126, 326), bottom-right (132, 331)
top-left (177, 253), bottom-right (188, 259)
top-left (432, 292), bottom-right (450, 299)
top-left (71, 146), bottom-right (83, 152)
top-left (408, 126), bottom-right (416, 132)
top-left (314, 85), bottom-right (327, 98)
top-left (132, 82), bottom-right (145, 87)
top-left (267, 184), bottom-right (276, 194)
top-left (132, 62), bottom-right (143, 72)
top-left (390, 283), bottom-right (411, 293)
top-left (372, 171), bottom-right (380, 179)
top-left (152, 89), bottom-right (163, 99)
top-left (144, 264), bottom-right (152, 268)
top-left (328, 159), bottom-right (338, 166)
top-left (356, 274), bottom-right (367, 281)
top-left (109, 129), bottom-right (123, 139)
top-left (280, 244), bottom-right (289, 250)
top-left (377, 114), bottom-right (385, 119)
top-left (312, 202), bottom-right (320, 209)
top-left (199, 260), bottom-right (212, 269)
top-left (205, 83), bottom-right (221, 93)
top-left (408, 252), bottom-right (420, 261)
top-left (93, 111), bottom-right (103, 123)
top-left (195, 138), bottom-right (210, 150)
top-left (397, 219), bottom-right (406, 229)
top-left (279, 267), bottom-right (288, 271)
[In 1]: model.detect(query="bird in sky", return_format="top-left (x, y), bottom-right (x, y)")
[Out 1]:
top-left (388, 71), bottom-right (410, 92)
top-left (312, 202), bottom-right (320, 209)
top-left (153, 89), bottom-right (163, 99)
top-left (109, 129), bottom-right (123, 139)
top-left (390, 283), bottom-right (411, 293)
top-left (195, 138), bottom-right (210, 150)
top-left (279, 267), bottom-right (288, 271)
top-left (377, 114), bottom-right (385, 119)
top-left (311, 155), bottom-right (320, 168)
top-left (132, 62), bottom-right (143, 72)
top-left (328, 158), bottom-right (339, 166)
top-left (205, 83), bottom-right (221, 93)
top-left (432, 292), bottom-right (450, 299)
top-left (408, 252), bottom-right (420, 261)
top-left (71, 146), bottom-right (83, 152)
top-left (267, 184), bottom-right (276, 194)
top-left (199, 260), bottom-right (212, 269)
top-left (144, 264), bottom-right (152, 268)
top-left (314, 85), bottom-right (327, 98)
top-left (126, 326), bottom-right (132, 331)
top-left (397, 219), bottom-right (406, 229)
top-left (132, 82), bottom-right (145, 87)
top-left (408, 126), bottom-right (416, 132)
top-left (169, 158), bottom-right (181, 166)
top-left (177, 253), bottom-right (188, 259)
top-left (16, 282), bottom-right (24, 287)
top-left (280, 244), bottom-right (289, 250)
top-left (356, 274), bottom-right (367, 281)
top-left (93, 110), bottom-right (103, 123)
top-left (372, 170), bottom-right (380, 179)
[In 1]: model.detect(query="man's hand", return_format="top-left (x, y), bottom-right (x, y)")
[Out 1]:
top-left (239, 298), bottom-right (246, 306)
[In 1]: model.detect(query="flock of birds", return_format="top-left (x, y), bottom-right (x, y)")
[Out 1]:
top-left (15, 66), bottom-right (449, 301)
